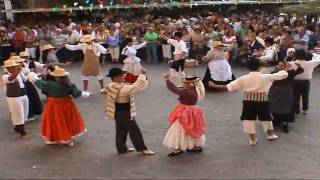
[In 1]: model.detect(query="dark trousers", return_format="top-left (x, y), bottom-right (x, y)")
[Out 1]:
top-left (293, 80), bottom-right (310, 113)
top-left (115, 110), bottom-right (147, 153)
top-left (14, 124), bottom-right (27, 136)
top-left (170, 59), bottom-right (185, 72)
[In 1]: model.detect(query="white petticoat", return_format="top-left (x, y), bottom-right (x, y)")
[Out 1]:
top-left (208, 59), bottom-right (232, 81)
top-left (163, 121), bottom-right (206, 151)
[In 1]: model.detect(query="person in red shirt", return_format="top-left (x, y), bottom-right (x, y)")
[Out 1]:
top-left (12, 28), bottom-right (25, 54)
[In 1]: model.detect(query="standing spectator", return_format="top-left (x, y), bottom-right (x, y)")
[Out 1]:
top-left (52, 29), bottom-right (68, 63)
top-left (107, 27), bottom-right (120, 63)
top-left (12, 27), bottom-right (25, 54)
top-left (38, 26), bottom-right (52, 63)
top-left (293, 27), bottom-right (309, 51)
top-left (0, 28), bottom-right (12, 64)
top-left (190, 27), bottom-right (205, 61)
top-left (144, 27), bottom-right (159, 63)
top-left (25, 28), bottom-right (39, 60)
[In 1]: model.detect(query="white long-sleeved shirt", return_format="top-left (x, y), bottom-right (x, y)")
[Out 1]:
top-left (65, 43), bottom-right (108, 57)
top-left (121, 42), bottom-right (147, 57)
top-left (291, 58), bottom-right (320, 80)
top-left (227, 70), bottom-right (288, 93)
top-left (259, 46), bottom-right (276, 62)
top-left (167, 39), bottom-right (188, 55)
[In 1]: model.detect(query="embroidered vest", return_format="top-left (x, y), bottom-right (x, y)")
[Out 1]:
top-left (105, 83), bottom-right (136, 119)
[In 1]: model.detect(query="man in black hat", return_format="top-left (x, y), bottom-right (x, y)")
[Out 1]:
top-left (102, 67), bottom-right (155, 155)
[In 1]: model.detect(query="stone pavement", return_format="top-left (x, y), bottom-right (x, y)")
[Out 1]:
top-left (0, 63), bottom-right (320, 179)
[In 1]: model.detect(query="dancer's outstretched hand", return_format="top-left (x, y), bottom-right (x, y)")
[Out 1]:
top-left (163, 72), bottom-right (170, 80)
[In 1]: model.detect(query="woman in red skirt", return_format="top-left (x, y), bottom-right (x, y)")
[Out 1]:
top-left (163, 73), bottom-right (206, 156)
top-left (29, 67), bottom-right (89, 146)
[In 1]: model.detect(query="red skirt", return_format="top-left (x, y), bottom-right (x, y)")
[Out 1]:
top-left (42, 97), bottom-right (86, 144)
top-left (124, 73), bottom-right (139, 84)
top-left (169, 104), bottom-right (206, 138)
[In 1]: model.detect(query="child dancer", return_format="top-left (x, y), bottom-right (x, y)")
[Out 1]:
top-left (121, 38), bottom-right (147, 84)
top-left (209, 58), bottom-right (288, 146)
top-left (2, 59), bottom-right (29, 140)
top-left (163, 74), bottom-right (206, 156)
top-left (28, 67), bottom-right (89, 146)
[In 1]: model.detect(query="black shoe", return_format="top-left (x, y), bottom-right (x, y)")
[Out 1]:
top-left (168, 150), bottom-right (184, 156)
top-left (187, 147), bottom-right (203, 153)
top-left (282, 124), bottom-right (289, 133)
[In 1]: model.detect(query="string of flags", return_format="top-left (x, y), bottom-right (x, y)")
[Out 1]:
top-left (0, 0), bottom-right (306, 14)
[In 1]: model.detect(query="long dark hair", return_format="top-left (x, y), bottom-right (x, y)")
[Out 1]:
top-left (59, 76), bottom-right (72, 95)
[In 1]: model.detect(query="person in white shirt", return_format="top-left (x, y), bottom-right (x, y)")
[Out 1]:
top-left (2, 59), bottom-right (29, 140)
top-left (161, 32), bottom-right (188, 81)
top-left (65, 34), bottom-right (109, 94)
top-left (121, 38), bottom-right (147, 84)
top-left (209, 58), bottom-right (288, 146)
top-left (291, 50), bottom-right (320, 115)
top-left (259, 37), bottom-right (278, 74)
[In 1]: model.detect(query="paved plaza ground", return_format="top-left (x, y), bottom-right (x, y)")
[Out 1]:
top-left (0, 63), bottom-right (320, 179)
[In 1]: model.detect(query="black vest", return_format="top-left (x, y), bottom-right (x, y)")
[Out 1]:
top-left (5, 74), bottom-right (26, 97)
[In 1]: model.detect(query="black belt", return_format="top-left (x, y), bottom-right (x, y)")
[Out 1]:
top-left (115, 103), bottom-right (130, 111)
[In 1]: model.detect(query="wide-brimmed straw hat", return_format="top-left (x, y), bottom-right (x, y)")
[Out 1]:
top-left (212, 41), bottom-right (223, 47)
top-left (80, 34), bottom-right (95, 43)
top-left (42, 44), bottom-right (56, 51)
top-left (49, 67), bottom-right (70, 77)
top-left (19, 51), bottom-right (30, 57)
top-left (10, 55), bottom-right (26, 63)
top-left (2, 59), bottom-right (19, 68)
top-left (183, 75), bottom-right (200, 83)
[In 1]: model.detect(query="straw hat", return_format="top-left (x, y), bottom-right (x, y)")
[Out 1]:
top-left (80, 34), bottom-right (95, 43)
top-left (42, 44), bottom-right (56, 51)
top-left (212, 41), bottom-right (223, 47)
top-left (182, 75), bottom-right (200, 83)
top-left (10, 55), bottom-right (26, 63)
top-left (49, 67), bottom-right (70, 77)
top-left (19, 51), bottom-right (30, 57)
top-left (2, 59), bottom-right (19, 68)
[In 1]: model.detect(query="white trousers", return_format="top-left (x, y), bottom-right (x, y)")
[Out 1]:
top-left (243, 120), bottom-right (273, 134)
top-left (6, 96), bottom-right (29, 125)
top-left (26, 47), bottom-right (37, 59)
top-left (162, 44), bottom-right (172, 59)
top-left (109, 47), bottom-right (120, 60)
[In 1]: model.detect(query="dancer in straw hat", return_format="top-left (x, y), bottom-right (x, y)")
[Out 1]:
top-left (41, 44), bottom-right (71, 66)
top-left (28, 67), bottom-right (90, 146)
top-left (2, 59), bottom-right (30, 140)
top-left (11, 54), bottom-right (43, 121)
top-left (163, 73), bottom-right (206, 156)
top-left (202, 41), bottom-right (235, 90)
top-left (65, 34), bottom-right (109, 94)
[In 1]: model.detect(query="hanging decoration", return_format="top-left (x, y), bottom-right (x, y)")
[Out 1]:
top-left (0, 0), bottom-right (309, 14)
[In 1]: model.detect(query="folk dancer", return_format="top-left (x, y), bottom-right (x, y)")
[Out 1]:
top-left (2, 59), bottom-right (29, 140)
top-left (121, 38), bottom-right (147, 84)
top-left (209, 58), bottom-right (288, 146)
top-left (268, 62), bottom-right (304, 133)
top-left (291, 50), bottom-right (320, 115)
top-left (65, 34), bottom-right (109, 94)
top-left (202, 41), bottom-right (235, 90)
top-left (102, 67), bottom-right (155, 155)
top-left (163, 74), bottom-right (206, 156)
top-left (161, 32), bottom-right (188, 83)
top-left (28, 68), bottom-right (89, 146)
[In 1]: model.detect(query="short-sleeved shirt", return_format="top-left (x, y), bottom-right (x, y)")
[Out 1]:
top-left (144, 32), bottom-right (159, 43)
